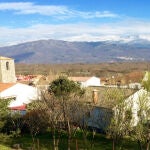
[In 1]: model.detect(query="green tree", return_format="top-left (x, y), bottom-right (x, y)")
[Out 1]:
top-left (131, 91), bottom-right (150, 150)
top-left (142, 71), bottom-right (150, 92)
top-left (48, 76), bottom-right (85, 150)
top-left (140, 71), bottom-right (150, 149)
top-left (0, 99), bottom-right (11, 132)
top-left (48, 76), bottom-right (85, 98)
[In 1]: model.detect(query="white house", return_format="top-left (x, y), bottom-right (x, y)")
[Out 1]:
top-left (86, 88), bottom-right (150, 131)
top-left (68, 76), bottom-right (101, 87)
top-left (0, 56), bottom-right (41, 111)
top-left (128, 82), bottom-right (141, 89)
top-left (0, 83), bottom-right (40, 110)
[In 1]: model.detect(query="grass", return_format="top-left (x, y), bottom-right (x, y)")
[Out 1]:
top-left (0, 134), bottom-right (12, 150)
top-left (0, 145), bottom-right (11, 150)
top-left (0, 132), bottom-right (139, 150)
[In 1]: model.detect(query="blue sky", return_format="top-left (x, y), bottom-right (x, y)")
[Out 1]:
top-left (0, 0), bottom-right (150, 46)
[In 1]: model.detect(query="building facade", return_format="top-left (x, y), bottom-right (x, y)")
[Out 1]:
top-left (0, 56), bottom-right (16, 83)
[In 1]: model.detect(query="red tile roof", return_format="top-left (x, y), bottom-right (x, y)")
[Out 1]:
top-left (68, 77), bottom-right (91, 82)
top-left (9, 104), bottom-right (26, 110)
top-left (0, 83), bottom-right (16, 92)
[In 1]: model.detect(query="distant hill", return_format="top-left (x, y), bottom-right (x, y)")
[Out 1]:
top-left (0, 39), bottom-right (150, 63)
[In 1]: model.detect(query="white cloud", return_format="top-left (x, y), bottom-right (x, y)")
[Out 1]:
top-left (0, 2), bottom-right (32, 10)
top-left (0, 2), bottom-right (118, 19)
top-left (1, 19), bottom-right (150, 46)
top-left (139, 34), bottom-right (150, 41)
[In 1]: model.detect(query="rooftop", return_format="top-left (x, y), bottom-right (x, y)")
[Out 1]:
top-left (68, 76), bottom-right (92, 82)
top-left (0, 83), bottom-right (16, 92)
top-left (0, 56), bottom-right (13, 60)
top-left (84, 86), bottom-right (137, 108)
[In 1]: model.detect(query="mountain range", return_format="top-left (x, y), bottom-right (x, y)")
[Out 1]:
top-left (0, 39), bottom-right (150, 63)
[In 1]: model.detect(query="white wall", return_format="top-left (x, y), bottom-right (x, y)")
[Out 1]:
top-left (82, 77), bottom-right (100, 87)
top-left (0, 83), bottom-right (40, 107)
top-left (125, 89), bottom-right (150, 126)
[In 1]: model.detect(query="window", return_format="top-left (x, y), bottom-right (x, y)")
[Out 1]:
top-left (6, 62), bottom-right (9, 70)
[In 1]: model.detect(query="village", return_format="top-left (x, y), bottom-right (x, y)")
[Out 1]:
top-left (0, 56), bottom-right (150, 150)
top-left (1, 0), bottom-right (150, 149)
top-left (0, 56), bottom-right (146, 111)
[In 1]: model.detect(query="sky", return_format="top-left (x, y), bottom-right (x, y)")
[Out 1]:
top-left (0, 0), bottom-right (150, 46)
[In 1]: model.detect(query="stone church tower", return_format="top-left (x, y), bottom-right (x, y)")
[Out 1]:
top-left (0, 56), bottom-right (16, 83)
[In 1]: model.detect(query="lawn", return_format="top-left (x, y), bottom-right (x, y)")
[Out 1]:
top-left (0, 133), bottom-right (139, 150)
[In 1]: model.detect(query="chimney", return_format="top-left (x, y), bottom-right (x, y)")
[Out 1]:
top-left (92, 89), bottom-right (98, 104)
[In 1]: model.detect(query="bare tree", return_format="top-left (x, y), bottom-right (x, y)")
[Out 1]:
top-left (131, 91), bottom-right (150, 150)
top-left (24, 101), bottom-right (48, 150)
top-left (48, 76), bottom-right (86, 150)
top-left (42, 92), bottom-right (62, 150)
top-left (104, 88), bottom-right (133, 150)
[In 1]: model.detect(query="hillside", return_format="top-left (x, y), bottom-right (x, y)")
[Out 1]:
top-left (0, 39), bottom-right (150, 63)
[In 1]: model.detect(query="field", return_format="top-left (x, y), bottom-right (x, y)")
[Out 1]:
top-left (15, 62), bottom-right (150, 76)
top-left (15, 61), bottom-right (150, 84)
top-left (0, 133), bottom-right (139, 150)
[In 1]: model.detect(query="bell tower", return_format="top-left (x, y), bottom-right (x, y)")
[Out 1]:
top-left (0, 56), bottom-right (16, 83)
